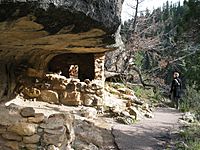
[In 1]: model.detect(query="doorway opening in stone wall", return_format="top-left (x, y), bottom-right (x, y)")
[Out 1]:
top-left (48, 53), bottom-right (95, 81)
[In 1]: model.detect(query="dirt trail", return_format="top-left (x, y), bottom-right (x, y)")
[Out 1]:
top-left (112, 107), bottom-right (183, 150)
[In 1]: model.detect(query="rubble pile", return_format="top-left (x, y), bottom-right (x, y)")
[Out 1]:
top-left (104, 83), bottom-right (154, 124)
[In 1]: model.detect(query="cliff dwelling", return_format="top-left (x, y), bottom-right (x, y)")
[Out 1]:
top-left (0, 0), bottom-right (123, 149)
top-left (0, 0), bottom-right (123, 105)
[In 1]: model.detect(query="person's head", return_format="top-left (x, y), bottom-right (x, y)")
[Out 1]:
top-left (173, 72), bottom-right (179, 78)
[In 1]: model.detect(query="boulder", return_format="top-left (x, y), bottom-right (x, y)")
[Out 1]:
top-left (39, 90), bottom-right (59, 104)
top-left (75, 124), bottom-right (104, 148)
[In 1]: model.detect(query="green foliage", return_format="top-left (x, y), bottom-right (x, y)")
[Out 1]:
top-left (176, 124), bottom-right (200, 150)
top-left (180, 87), bottom-right (200, 116)
top-left (121, 0), bottom-right (200, 109)
top-left (108, 82), bottom-right (125, 89)
top-left (151, 90), bottom-right (162, 101)
top-left (134, 51), bottom-right (144, 68)
top-left (185, 51), bottom-right (200, 90)
top-left (132, 85), bottom-right (161, 103)
top-left (133, 86), bottom-right (144, 98)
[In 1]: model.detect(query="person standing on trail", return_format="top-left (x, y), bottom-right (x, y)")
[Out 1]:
top-left (170, 72), bottom-right (182, 109)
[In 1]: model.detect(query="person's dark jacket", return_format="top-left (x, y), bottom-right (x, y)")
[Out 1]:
top-left (170, 77), bottom-right (182, 98)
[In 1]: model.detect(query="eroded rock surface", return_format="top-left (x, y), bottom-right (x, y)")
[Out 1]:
top-left (0, 0), bottom-right (123, 99)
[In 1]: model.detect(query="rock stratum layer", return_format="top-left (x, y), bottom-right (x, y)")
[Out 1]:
top-left (0, 0), bottom-right (123, 98)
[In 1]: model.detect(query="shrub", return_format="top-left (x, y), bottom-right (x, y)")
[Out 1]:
top-left (180, 87), bottom-right (200, 118)
top-left (177, 124), bottom-right (200, 150)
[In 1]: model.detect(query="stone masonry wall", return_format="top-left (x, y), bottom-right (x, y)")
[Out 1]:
top-left (94, 53), bottom-right (105, 82)
top-left (17, 72), bottom-right (104, 107)
top-left (94, 53), bottom-right (105, 105)
top-left (0, 106), bottom-right (74, 150)
top-left (14, 53), bottom-right (106, 107)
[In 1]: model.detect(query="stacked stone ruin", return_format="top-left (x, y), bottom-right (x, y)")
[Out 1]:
top-left (0, 0), bottom-right (123, 149)
top-left (19, 72), bottom-right (104, 107)
top-left (0, 107), bottom-right (74, 150)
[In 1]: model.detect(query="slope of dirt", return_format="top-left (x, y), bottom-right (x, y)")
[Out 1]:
top-left (112, 107), bottom-right (183, 150)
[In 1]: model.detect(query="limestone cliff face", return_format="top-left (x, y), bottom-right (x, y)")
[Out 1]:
top-left (0, 0), bottom-right (123, 98)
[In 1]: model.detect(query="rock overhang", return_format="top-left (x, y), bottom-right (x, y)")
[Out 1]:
top-left (0, 0), bottom-right (123, 56)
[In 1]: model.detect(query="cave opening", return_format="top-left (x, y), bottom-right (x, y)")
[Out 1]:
top-left (48, 53), bottom-right (95, 81)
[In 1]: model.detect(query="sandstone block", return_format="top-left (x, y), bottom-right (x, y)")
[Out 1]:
top-left (22, 87), bottom-right (41, 98)
top-left (44, 126), bottom-right (66, 135)
top-left (8, 123), bottom-right (38, 136)
top-left (4, 141), bottom-right (19, 150)
top-left (39, 90), bottom-right (59, 104)
top-left (40, 113), bottom-right (74, 131)
top-left (20, 107), bottom-right (35, 117)
top-left (40, 117), bottom-right (64, 130)
top-left (43, 133), bottom-right (65, 147)
top-left (23, 134), bottom-right (40, 144)
top-left (60, 92), bottom-right (81, 106)
top-left (52, 83), bottom-right (66, 91)
top-left (2, 132), bottom-right (22, 141)
top-left (28, 113), bottom-right (45, 123)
